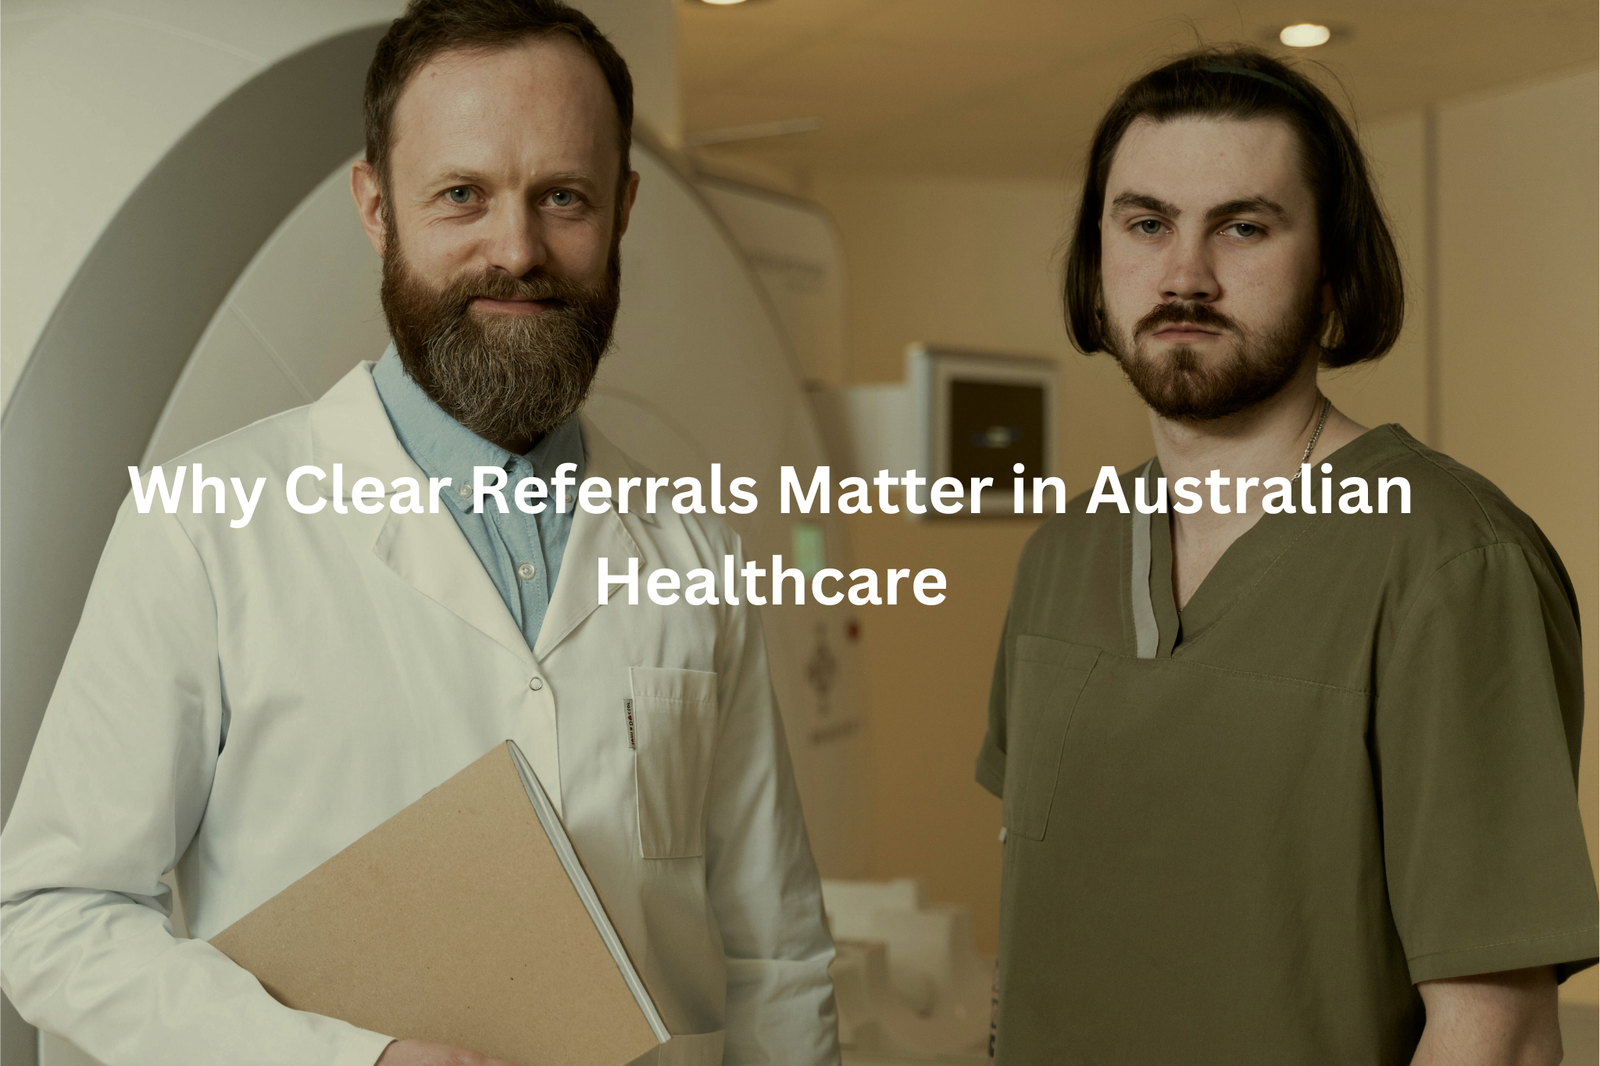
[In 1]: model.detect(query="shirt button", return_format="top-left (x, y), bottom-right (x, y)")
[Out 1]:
top-left (529, 677), bottom-right (544, 691)
top-left (517, 562), bottom-right (537, 580)
top-left (457, 484), bottom-right (472, 498)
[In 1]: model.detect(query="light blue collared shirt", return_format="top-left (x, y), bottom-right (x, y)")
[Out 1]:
top-left (371, 346), bottom-right (584, 650)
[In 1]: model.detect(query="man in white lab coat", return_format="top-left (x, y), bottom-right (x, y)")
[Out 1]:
top-left (0, 3), bottom-right (840, 1065)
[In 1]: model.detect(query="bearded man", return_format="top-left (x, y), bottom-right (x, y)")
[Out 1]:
top-left (0, 3), bottom-right (840, 1065)
top-left (978, 49), bottom-right (1596, 1064)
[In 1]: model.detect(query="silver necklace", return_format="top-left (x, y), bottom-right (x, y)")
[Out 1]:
top-left (1288, 396), bottom-right (1332, 483)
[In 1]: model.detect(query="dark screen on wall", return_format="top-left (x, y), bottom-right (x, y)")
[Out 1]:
top-left (947, 379), bottom-right (1046, 484)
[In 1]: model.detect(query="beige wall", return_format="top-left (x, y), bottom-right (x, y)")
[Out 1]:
top-left (810, 66), bottom-right (1600, 990)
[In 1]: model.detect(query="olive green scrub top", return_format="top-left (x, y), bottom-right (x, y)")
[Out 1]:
top-left (977, 425), bottom-right (1598, 1065)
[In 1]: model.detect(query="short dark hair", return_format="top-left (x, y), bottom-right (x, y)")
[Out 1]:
top-left (1063, 47), bottom-right (1403, 368)
top-left (364, 0), bottom-right (634, 194)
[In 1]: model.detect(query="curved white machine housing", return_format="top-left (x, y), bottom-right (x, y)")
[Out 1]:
top-left (2, 4), bottom-right (868, 1063)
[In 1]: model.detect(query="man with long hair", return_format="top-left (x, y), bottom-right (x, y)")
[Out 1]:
top-left (978, 48), bottom-right (1596, 1063)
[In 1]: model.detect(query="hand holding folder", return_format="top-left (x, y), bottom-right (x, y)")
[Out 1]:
top-left (210, 741), bottom-right (670, 1066)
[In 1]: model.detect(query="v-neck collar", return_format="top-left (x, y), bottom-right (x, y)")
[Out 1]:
top-left (1141, 424), bottom-right (1408, 654)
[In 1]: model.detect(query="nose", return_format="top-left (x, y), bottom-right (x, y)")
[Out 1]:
top-left (480, 197), bottom-right (548, 278)
top-left (1160, 232), bottom-right (1219, 304)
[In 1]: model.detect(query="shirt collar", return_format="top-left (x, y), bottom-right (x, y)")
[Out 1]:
top-left (370, 344), bottom-right (585, 509)
top-left (524, 408), bottom-right (585, 484)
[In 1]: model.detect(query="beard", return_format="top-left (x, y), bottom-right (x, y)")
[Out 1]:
top-left (379, 221), bottom-right (621, 448)
top-left (1104, 289), bottom-right (1323, 421)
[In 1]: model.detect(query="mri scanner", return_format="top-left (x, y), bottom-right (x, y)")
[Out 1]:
top-left (1, 3), bottom-right (984, 1062)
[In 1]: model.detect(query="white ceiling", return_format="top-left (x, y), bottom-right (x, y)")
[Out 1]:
top-left (678, 0), bottom-right (1598, 180)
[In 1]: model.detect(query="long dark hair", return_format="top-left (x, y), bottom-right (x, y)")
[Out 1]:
top-left (1063, 47), bottom-right (1403, 368)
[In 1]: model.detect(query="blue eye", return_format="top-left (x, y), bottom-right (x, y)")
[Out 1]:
top-left (445, 187), bottom-right (472, 205)
top-left (549, 189), bottom-right (576, 207)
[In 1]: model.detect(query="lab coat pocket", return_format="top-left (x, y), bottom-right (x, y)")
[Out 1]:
top-left (1005, 635), bottom-right (1099, 841)
top-left (631, 666), bottom-right (719, 859)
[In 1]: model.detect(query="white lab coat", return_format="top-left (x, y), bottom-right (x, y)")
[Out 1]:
top-left (1, 362), bottom-right (839, 1066)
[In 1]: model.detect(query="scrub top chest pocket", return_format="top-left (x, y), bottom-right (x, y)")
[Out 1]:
top-left (1004, 636), bottom-right (1100, 841)
top-left (630, 666), bottom-right (719, 859)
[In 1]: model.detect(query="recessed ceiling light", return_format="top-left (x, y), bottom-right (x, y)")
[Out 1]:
top-left (699, 0), bottom-right (750, 5)
top-left (1279, 23), bottom-right (1332, 47)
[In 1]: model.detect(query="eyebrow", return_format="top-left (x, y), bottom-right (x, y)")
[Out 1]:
top-left (1208, 196), bottom-right (1289, 221)
top-left (427, 169), bottom-right (602, 192)
top-left (1110, 191), bottom-right (1289, 221)
top-left (531, 170), bottom-right (602, 191)
top-left (1111, 192), bottom-right (1181, 216)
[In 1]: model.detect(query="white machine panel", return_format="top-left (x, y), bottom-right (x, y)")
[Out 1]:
top-left (695, 177), bottom-right (851, 386)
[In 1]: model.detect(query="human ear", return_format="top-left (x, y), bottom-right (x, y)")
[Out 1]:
top-left (615, 170), bottom-right (641, 239)
top-left (350, 161), bottom-right (388, 258)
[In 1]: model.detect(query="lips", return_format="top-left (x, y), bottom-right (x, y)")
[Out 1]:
top-left (470, 296), bottom-right (557, 314)
top-left (1150, 323), bottom-right (1222, 340)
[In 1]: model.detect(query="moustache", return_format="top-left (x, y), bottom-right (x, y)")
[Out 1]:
top-left (1135, 302), bottom-right (1239, 337)
top-left (443, 270), bottom-right (599, 315)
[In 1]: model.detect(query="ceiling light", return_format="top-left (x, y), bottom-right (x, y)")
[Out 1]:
top-left (1279, 23), bottom-right (1331, 47)
top-left (699, 0), bottom-right (750, 5)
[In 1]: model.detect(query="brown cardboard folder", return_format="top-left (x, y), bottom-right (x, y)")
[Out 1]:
top-left (211, 741), bottom-right (669, 1065)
